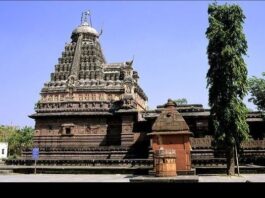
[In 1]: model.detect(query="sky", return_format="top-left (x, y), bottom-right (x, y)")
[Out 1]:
top-left (0, 1), bottom-right (265, 127)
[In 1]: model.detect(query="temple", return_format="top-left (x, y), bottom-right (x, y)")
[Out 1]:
top-left (29, 12), bottom-right (148, 158)
top-left (8, 12), bottom-right (265, 174)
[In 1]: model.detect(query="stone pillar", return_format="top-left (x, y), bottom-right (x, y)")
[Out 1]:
top-left (120, 114), bottom-right (134, 146)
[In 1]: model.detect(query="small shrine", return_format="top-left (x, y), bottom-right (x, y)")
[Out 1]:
top-left (149, 99), bottom-right (193, 175)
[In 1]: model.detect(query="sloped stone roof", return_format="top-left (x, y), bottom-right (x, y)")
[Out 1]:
top-left (32, 12), bottom-right (148, 116)
top-left (152, 99), bottom-right (190, 132)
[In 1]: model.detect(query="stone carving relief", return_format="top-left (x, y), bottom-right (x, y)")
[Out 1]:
top-left (107, 94), bottom-right (112, 101)
top-left (190, 136), bottom-right (213, 149)
top-left (67, 75), bottom-right (78, 88)
top-left (35, 100), bottom-right (112, 112)
top-left (122, 98), bottom-right (135, 109)
top-left (125, 85), bottom-right (133, 94)
top-left (48, 95), bottom-right (53, 102)
top-left (86, 125), bottom-right (101, 134)
top-left (125, 70), bottom-right (132, 77)
top-left (99, 93), bottom-right (104, 100)
top-left (122, 125), bottom-right (132, 133)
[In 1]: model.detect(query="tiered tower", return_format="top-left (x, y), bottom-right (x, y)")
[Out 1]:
top-left (28, 12), bottom-right (148, 160)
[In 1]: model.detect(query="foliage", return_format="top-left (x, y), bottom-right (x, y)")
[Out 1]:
top-left (174, 98), bottom-right (188, 105)
top-left (206, 2), bottom-right (249, 175)
top-left (0, 125), bottom-right (34, 158)
top-left (0, 125), bottom-right (17, 142)
top-left (248, 72), bottom-right (265, 111)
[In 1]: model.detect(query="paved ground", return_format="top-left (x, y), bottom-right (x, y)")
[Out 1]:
top-left (0, 173), bottom-right (265, 182)
top-left (0, 174), bottom-right (132, 182)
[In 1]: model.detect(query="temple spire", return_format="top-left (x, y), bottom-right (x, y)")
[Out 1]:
top-left (81, 10), bottom-right (92, 26)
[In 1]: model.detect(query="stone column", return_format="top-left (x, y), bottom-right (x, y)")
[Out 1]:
top-left (120, 114), bottom-right (134, 146)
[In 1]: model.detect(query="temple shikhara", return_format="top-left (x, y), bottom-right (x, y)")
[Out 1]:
top-left (31, 12), bottom-right (148, 150)
top-left (28, 11), bottom-right (151, 163)
top-left (8, 12), bottom-right (265, 174)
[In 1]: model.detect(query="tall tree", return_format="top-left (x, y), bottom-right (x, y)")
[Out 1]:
top-left (206, 3), bottom-right (249, 175)
top-left (248, 72), bottom-right (265, 111)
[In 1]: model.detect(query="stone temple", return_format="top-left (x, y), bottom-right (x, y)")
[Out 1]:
top-left (28, 12), bottom-right (150, 159)
top-left (8, 12), bottom-right (265, 174)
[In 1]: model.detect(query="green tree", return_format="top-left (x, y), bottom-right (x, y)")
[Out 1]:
top-left (0, 125), bottom-right (17, 142)
top-left (174, 98), bottom-right (188, 105)
top-left (8, 129), bottom-right (21, 157)
top-left (248, 72), bottom-right (265, 111)
top-left (206, 3), bottom-right (249, 175)
top-left (0, 125), bottom-right (34, 158)
top-left (18, 126), bottom-right (34, 151)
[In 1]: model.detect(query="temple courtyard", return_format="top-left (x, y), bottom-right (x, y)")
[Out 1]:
top-left (0, 173), bottom-right (265, 182)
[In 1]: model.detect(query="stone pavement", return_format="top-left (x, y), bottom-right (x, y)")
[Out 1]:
top-left (0, 173), bottom-right (265, 182)
top-left (0, 174), bottom-right (132, 182)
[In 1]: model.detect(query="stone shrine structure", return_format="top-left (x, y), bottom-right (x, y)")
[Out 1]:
top-left (149, 99), bottom-right (192, 174)
top-left (28, 12), bottom-right (148, 160)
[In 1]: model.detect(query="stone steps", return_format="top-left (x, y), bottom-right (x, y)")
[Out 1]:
top-left (195, 165), bottom-right (265, 174)
top-left (21, 146), bottom-right (149, 160)
top-left (0, 160), bottom-right (13, 175)
top-left (0, 159), bottom-right (153, 174)
top-left (0, 170), bottom-right (13, 174)
top-left (4, 158), bottom-right (154, 167)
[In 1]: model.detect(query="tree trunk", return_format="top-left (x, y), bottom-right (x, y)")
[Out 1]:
top-left (226, 146), bottom-right (235, 175)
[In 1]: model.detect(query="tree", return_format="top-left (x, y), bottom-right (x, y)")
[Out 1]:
top-left (18, 126), bottom-right (34, 151)
top-left (248, 72), bottom-right (265, 111)
top-left (0, 125), bottom-right (17, 142)
top-left (8, 129), bottom-right (21, 157)
top-left (206, 3), bottom-right (249, 175)
top-left (0, 125), bottom-right (34, 158)
top-left (174, 98), bottom-right (188, 105)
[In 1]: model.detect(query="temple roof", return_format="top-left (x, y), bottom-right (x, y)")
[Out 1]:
top-left (72, 11), bottom-right (99, 36)
top-left (33, 11), bottom-right (148, 115)
top-left (143, 104), bottom-right (265, 122)
top-left (152, 99), bottom-right (190, 132)
top-left (72, 22), bottom-right (99, 36)
top-left (40, 12), bottom-right (147, 98)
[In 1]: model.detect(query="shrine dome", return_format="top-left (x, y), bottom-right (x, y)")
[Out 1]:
top-left (72, 22), bottom-right (99, 36)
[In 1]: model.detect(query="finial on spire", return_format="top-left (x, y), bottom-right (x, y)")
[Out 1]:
top-left (81, 10), bottom-right (92, 26)
top-left (99, 29), bottom-right (103, 37)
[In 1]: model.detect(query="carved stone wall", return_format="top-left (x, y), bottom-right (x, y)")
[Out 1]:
top-left (190, 136), bottom-right (265, 149)
top-left (34, 116), bottom-right (109, 147)
top-left (121, 115), bottom-right (135, 146)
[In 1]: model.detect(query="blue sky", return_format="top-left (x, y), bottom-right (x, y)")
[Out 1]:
top-left (0, 1), bottom-right (264, 127)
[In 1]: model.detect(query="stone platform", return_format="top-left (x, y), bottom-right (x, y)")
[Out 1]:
top-left (1, 159), bottom-right (153, 174)
top-left (129, 175), bottom-right (199, 183)
top-left (148, 169), bottom-right (196, 175)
